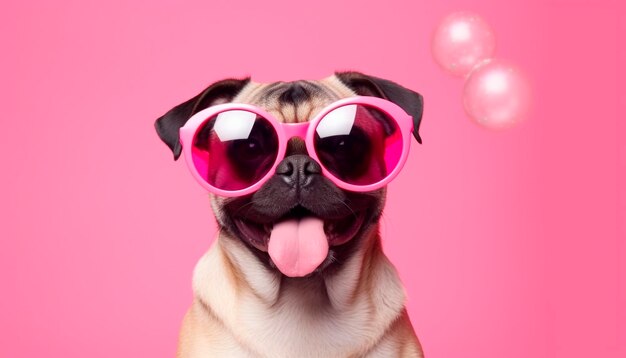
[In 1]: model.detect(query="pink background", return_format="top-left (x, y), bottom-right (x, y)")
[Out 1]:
top-left (1, 0), bottom-right (624, 357)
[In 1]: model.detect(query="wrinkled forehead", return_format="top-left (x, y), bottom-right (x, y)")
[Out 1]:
top-left (232, 76), bottom-right (357, 124)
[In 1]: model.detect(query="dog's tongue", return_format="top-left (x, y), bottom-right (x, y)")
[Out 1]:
top-left (268, 217), bottom-right (328, 277)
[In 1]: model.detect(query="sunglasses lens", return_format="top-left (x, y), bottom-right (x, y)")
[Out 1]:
top-left (191, 110), bottom-right (279, 191)
top-left (313, 104), bottom-right (403, 187)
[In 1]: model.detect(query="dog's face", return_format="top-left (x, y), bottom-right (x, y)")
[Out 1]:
top-left (155, 72), bottom-right (423, 277)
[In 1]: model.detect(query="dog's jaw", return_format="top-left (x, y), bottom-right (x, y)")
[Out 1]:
top-left (216, 187), bottom-right (384, 277)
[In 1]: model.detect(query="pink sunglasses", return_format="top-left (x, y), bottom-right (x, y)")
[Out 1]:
top-left (179, 96), bottom-right (415, 197)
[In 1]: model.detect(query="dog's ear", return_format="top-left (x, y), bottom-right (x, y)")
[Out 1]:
top-left (335, 71), bottom-right (424, 144)
top-left (154, 77), bottom-right (251, 160)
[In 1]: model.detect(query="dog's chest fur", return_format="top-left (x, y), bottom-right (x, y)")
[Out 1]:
top-left (181, 229), bottom-right (420, 358)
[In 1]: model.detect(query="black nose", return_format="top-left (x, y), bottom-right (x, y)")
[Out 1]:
top-left (275, 155), bottom-right (322, 188)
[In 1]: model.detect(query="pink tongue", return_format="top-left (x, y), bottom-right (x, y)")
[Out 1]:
top-left (268, 217), bottom-right (329, 277)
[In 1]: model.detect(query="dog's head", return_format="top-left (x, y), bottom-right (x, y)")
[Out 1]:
top-left (155, 72), bottom-right (423, 277)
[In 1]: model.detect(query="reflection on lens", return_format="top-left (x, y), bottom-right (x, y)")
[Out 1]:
top-left (314, 104), bottom-right (402, 186)
top-left (191, 110), bottom-right (278, 191)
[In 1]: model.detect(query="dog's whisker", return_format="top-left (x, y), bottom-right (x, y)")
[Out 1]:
top-left (233, 202), bottom-right (254, 216)
top-left (339, 199), bottom-right (358, 219)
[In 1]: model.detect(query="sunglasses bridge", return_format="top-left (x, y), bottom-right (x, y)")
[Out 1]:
top-left (280, 121), bottom-right (310, 139)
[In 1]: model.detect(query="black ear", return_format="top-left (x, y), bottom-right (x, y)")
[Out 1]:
top-left (335, 71), bottom-right (424, 144)
top-left (154, 77), bottom-right (251, 160)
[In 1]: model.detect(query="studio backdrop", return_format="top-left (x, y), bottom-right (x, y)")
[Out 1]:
top-left (1, 1), bottom-right (624, 357)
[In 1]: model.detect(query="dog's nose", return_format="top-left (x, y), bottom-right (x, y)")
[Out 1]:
top-left (275, 155), bottom-right (322, 188)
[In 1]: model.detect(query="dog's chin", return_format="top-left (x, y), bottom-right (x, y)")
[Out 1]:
top-left (233, 207), bottom-right (366, 253)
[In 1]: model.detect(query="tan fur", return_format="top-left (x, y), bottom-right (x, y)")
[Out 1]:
top-left (178, 77), bottom-right (424, 357)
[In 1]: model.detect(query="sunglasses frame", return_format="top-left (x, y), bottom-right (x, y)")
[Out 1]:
top-left (179, 96), bottom-right (414, 197)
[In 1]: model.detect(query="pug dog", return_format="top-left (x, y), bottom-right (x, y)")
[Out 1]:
top-left (155, 71), bottom-right (425, 357)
